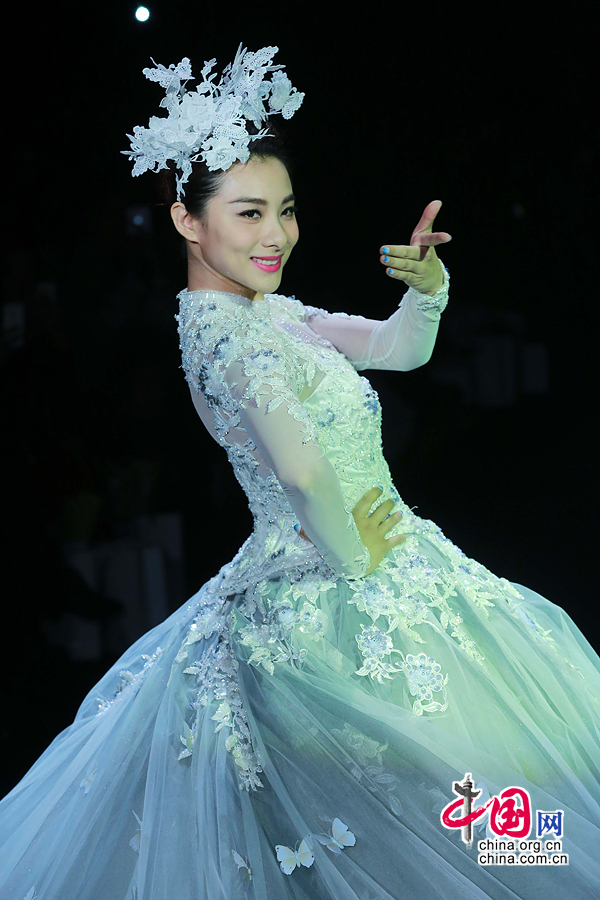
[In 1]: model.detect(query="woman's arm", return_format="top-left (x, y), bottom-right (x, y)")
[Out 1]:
top-left (299, 200), bottom-right (451, 371)
top-left (221, 353), bottom-right (371, 580)
top-left (301, 261), bottom-right (450, 371)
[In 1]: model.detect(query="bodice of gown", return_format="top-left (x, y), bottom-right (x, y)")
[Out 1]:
top-left (174, 281), bottom-right (448, 596)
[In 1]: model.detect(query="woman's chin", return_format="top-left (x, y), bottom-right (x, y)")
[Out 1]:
top-left (243, 272), bottom-right (283, 295)
top-left (213, 263), bottom-right (284, 298)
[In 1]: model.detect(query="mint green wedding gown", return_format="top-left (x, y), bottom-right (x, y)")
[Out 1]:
top-left (1, 265), bottom-right (599, 899)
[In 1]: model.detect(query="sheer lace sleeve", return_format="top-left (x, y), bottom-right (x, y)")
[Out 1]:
top-left (218, 329), bottom-right (371, 581)
top-left (300, 261), bottom-right (450, 372)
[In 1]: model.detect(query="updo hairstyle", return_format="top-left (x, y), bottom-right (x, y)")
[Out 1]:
top-left (155, 118), bottom-right (295, 223)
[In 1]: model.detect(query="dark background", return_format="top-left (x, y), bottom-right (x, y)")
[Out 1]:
top-left (2, 4), bottom-right (598, 797)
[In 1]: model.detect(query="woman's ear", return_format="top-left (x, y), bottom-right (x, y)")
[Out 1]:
top-left (170, 202), bottom-right (199, 243)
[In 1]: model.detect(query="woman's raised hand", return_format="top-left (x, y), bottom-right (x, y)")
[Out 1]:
top-left (380, 199), bottom-right (452, 296)
top-left (352, 486), bottom-right (406, 575)
top-left (295, 486), bottom-right (406, 576)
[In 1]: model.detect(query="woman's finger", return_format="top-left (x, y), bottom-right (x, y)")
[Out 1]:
top-left (410, 199), bottom-right (443, 239)
top-left (353, 486), bottom-right (384, 517)
top-left (412, 231), bottom-right (452, 247)
top-left (369, 498), bottom-right (396, 526)
top-left (382, 510), bottom-right (403, 533)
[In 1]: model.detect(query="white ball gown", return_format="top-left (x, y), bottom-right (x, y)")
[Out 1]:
top-left (1, 265), bottom-right (599, 899)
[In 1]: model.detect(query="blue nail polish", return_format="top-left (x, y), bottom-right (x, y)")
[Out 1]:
top-left (381, 246), bottom-right (389, 253)
top-left (383, 256), bottom-right (389, 262)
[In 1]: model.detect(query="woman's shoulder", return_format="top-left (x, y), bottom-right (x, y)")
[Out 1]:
top-left (175, 290), bottom-right (255, 341)
top-left (268, 291), bottom-right (336, 324)
top-left (176, 290), bottom-right (289, 369)
top-left (267, 292), bottom-right (308, 322)
top-left (176, 288), bottom-right (247, 320)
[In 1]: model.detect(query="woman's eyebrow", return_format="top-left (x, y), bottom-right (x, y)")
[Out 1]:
top-left (228, 194), bottom-right (296, 206)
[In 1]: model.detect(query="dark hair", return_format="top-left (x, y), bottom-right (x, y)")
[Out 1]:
top-left (155, 118), bottom-right (295, 221)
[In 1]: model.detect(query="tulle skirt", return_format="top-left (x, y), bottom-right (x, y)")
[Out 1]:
top-left (1, 529), bottom-right (599, 899)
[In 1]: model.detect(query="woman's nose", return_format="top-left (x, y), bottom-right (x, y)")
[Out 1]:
top-left (263, 217), bottom-right (290, 244)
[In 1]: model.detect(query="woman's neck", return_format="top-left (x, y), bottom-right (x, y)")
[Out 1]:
top-left (186, 271), bottom-right (264, 302)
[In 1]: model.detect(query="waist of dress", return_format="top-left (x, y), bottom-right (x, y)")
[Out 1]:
top-left (211, 525), bottom-right (331, 598)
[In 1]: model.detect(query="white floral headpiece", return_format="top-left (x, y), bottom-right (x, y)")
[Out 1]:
top-left (122, 43), bottom-right (304, 201)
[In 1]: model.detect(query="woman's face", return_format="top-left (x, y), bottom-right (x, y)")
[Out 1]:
top-left (172, 155), bottom-right (299, 299)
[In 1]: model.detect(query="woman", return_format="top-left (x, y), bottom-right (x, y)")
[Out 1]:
top-left (1, 45), bottom-right (599, 900)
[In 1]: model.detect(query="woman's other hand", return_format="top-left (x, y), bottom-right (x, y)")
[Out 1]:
top-left (295, 485), bottom-right (406, 576)
top-left (352, 486), bottom-right (406, 575)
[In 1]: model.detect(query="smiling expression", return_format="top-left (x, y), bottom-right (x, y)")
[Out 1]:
top-left (173, 156), bottom-right (299, 299)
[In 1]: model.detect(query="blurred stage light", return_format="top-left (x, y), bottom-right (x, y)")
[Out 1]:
top-left (125, 204), bottom-right (152, 237)
top-left (135, 6), bottom-right (150, 21)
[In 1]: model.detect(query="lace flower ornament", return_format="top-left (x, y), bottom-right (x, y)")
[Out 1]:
top-left (122, 43), bottom-right (305, 199)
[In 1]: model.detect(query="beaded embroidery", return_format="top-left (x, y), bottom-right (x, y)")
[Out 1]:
top-left (172, 592), bottom-right (266, 791)
top-left (94, 646), bottom-right (165, 716)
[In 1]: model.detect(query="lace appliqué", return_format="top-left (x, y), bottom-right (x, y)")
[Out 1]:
top-left (235, 347), bottom-right (307, 420)
top-left (94, 646), bottom-right (165, 716)
top-left (174, 600), bottom-right (265, 792)
top-left (176, 297), bottom-right (319, 448)
top-left (176, 289), bottom-right (595, 719)
top-left (427, 527), bottom-right (595, 696)
top-left (176, 291), bottom-right (371, 580)
top-left (500, 583), bottom-right (598, 708)
top-left (381, 539), bottom-right (487, 664)
top-left (331, 722), bottom-right (404, 816)
top-left (235, 572), bottom-right (337, 675)
top-left (353, 622), bottom-right (449, 712)
top-left (398, 652), bottom-right (449, 714)
top-left (344, 538), bottom-right (485, 710)
top-left (405, 262), bottom-right (450, 318)
top-left (172, 568), bottom-right (343, 790)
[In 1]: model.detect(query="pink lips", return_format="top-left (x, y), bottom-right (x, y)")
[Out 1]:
top-left (251, 256), bottom-right (282, 272)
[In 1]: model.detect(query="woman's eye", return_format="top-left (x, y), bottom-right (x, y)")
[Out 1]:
top-left (240, 206), bottom-right (297, 219)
